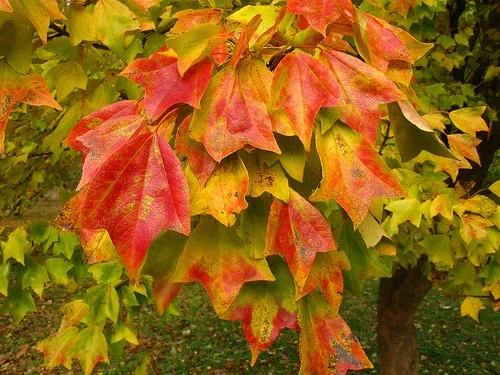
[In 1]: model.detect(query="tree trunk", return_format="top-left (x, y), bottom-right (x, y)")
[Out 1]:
top-left (377, 258), bottom-right (433, 375)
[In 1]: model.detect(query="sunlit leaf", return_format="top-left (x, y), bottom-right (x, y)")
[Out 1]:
top-left (172, 217), bottom-right (275, 314)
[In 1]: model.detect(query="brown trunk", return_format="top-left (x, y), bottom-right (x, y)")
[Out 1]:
top-left (377, 258), bottom-right (433, 375)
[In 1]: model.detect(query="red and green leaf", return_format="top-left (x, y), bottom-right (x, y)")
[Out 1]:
top-left (0, 62), bottom-right (61, 155)
top-left (311, 123), bottom-right (406, 227)
top-left (175, 114), bottom-right (217, 187)
top-left (120, 50), bottom-right (213, 121)
top-left (265, 189), bottom-right (337, 289)
top-left (287, 0), bottom-right (355, 35)
top-left (319, 50), bottom-right (406, 144)
top-left (172, 217), bottom-right (275, 314)
top-left (190, 58), bottom-right (280, 162)
top-left (221, 257), bottom-right (299, 365)
top-left (271, 52), bottom-right (339, 150)
top-left (76, 131), bottom-right (190, 278)
top-left (299, 293), bottom-right (372, 374)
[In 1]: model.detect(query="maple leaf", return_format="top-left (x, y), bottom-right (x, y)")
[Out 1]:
top-left (449, 106), bottom-right (489, 136)
top-left (447, 134), bottom-right (481, 165)
top-left (172, 217), bottom-right (275, 314)
top-left (229, 14), bottom-right (262, 67)
top-left (320, 50), bottom-right (406, 144)
top-left (190, 58), bottom-right (280, 162)
top-left (0, 0), bottom-right (13, 12)
top-left (65, 3), bottom-right (97, 46)
top-left (221, 257), bottom-right (299, 365)
top-left (238, 197), bottom-right (270, 260)
top-left (354, 10), bottom-right (432, 75)
top-left (271, 52), bottom-right (339, 150)
top-left (142, 231), bottom-right (187, 314)
top-left (187, 155), bottom-right (249, 227)
top-left (170, 8), bottom-right (224, 34)
top-left (241, 151), bottom-right (290, 202)
top-left (75, 109), bottom-right (148, 189)
top-left (35, 327), bottom-right (79, 370)
top-left (166, 23), bottom-right (228, 75)
top-left (311, 124), bottom-right (406, 228)
top-left (296, 251), bottom-right (350, 313)
top-left (388, 0), bottom-right (418, 17)
top-left (287, 0), bottom-right (355, 35)
top-left (66, 100), bottom-right (139, 155)
top-left (76, 131), bottom-right (190, 278)
top-left (93, 0), bottom-right (140, 59)
top-left (78, 229), bottom-right (118, 264)
top-left (265, 189), bottom-right (337, 289)
top-left (70, 326), bottom-right (109, 375)
top-left (120, 51), bottom-right (213, 122)
top-left (299, 293), bottom-right (372, 374)
top-left (388, 101), bottom-right (456, 162)
top-left (174, 114), bottom-right (216, 187)
top-left (0, 62), bottom-right (61, 155)
top-left (227, 5), bottom-right (282, 48)
top-left (7, 0), bottom-right (65, 44)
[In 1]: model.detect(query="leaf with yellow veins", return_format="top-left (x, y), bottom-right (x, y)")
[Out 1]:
top-left (460, 296), bottom-right (485, 322)
top-left (265, 189), bottom-right (337, 289)
top-left (172, 216), bottom-right (275, 314)
top-left (7, 0), bottom-right (65, 44)
top-left (221, 257), bottom-right (299, 366)
top-left (298, 293), bottom-right (372, 375)
top-left (190, 58), bottom-right (280, 162)
top-left (311, 124), bottom-right (405, 228)
top-left (187, 155), bottom-right (249, 227)
top-left (59, 300), bottom-right (90, 331)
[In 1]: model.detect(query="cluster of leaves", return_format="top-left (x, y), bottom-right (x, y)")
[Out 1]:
top-left (380, 104), bottom-right (500, 320)
top-left (0, 0), bottom-right (499, 374)
top-left (0, 220), bottom-right (167, 374)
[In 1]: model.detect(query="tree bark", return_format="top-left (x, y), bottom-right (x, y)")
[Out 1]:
top-left (377, 258), bottom-right (433, 375)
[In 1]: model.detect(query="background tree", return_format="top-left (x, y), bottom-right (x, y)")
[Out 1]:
top-left (0, 0), bottom-right (498, 374)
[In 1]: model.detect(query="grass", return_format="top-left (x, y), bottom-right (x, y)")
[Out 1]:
top-left (0, 278), bottom-right (498, 374)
